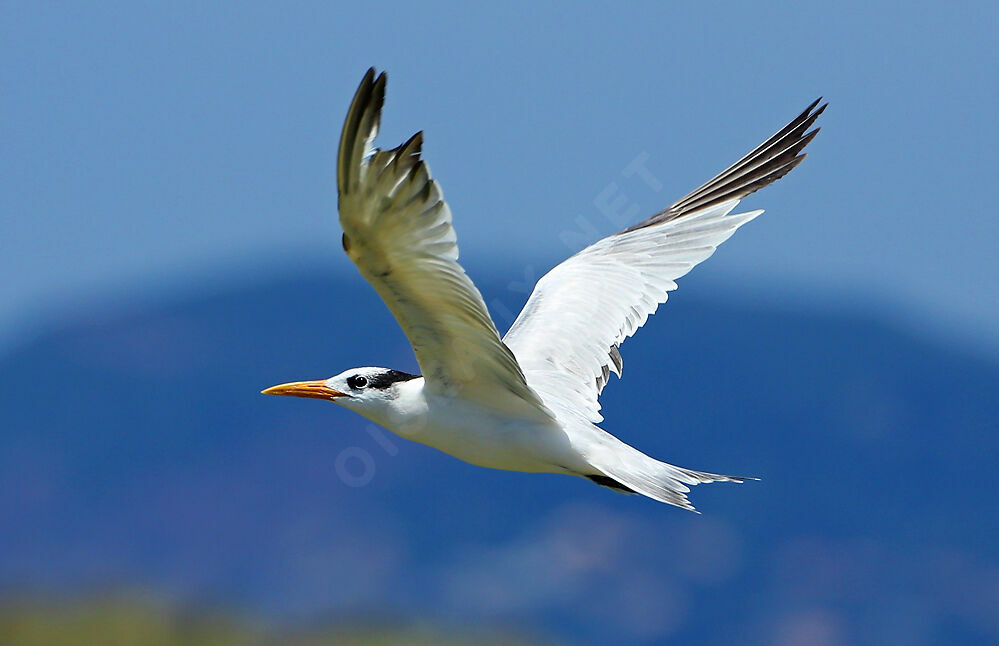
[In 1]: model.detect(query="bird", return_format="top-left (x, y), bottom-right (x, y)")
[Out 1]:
top-left (263, 68), bottom-right (824, 510)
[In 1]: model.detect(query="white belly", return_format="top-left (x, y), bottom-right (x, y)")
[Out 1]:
top-left (392, 395), bottom-right (578, 473)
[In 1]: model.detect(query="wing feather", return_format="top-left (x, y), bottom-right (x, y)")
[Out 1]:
top-left (337, 69), bottom-right (549, 418)
top-left (505, 100), bottom-right (824, 422)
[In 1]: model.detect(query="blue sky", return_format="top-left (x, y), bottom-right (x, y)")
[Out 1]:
top-left (3, 1), bottom-right (998, 356)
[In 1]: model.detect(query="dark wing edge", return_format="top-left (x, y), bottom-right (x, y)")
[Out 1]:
top-left (621, 99), bottom-right (826, 233)
top-left (337, 67), bottom-right (386, 198)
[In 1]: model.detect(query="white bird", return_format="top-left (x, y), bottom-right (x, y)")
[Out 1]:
top-left (263, 68), bottom-right (824, 510)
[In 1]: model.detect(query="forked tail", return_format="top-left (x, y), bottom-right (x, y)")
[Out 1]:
top-left (584, 431), bottom-right (752, 511)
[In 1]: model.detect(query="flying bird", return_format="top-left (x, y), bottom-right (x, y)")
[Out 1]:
top-left (263, 68), bottom-right (824, 510)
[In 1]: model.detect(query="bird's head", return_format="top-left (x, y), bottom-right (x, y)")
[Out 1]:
top-left (262, 367), bottom-right (421, 424)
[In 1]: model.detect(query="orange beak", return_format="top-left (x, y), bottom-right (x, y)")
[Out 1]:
top-left (261, 379), bottom-right (347, 401)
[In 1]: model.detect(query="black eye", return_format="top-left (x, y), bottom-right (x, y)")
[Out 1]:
top-left (347, 375), bottom-right (367, 389)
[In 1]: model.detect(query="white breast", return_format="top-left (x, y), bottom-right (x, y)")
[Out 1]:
top-left (383, 380), bottom-right (578, 473)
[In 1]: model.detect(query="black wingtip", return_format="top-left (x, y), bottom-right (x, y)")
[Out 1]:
top-left (396, 130), bottom-right (424, 164)
top-left (403, 130), bottom-right (424, 149)
top-left (806, 100), bottom-right (828, 137)
top-left (619, 95), bottom-right (827, 232)
top-left (371, 69), bottom-right (387, 116)
top-left (337, 68), bottom-right (388, 195)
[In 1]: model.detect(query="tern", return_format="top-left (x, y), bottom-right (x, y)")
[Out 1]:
top-left (263, 68), bottom-right (824, 510)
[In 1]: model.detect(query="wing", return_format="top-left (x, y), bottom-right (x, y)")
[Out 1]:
top-left (337, 69), bottom-right (550, 419)
top-left (504, 100), bottom-right (825, 422)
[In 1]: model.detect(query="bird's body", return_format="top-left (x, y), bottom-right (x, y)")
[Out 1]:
top-left (264, 69), bottom-right (824, 510)
top-left (340, 372), bottom-right (568, 473)
top-left (411, 387), bottom-right (573, 474)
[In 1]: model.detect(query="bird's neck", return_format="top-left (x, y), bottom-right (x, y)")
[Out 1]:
top-left (362, 377), bottom-right (429, 437)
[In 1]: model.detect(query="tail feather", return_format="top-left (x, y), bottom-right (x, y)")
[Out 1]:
top-left (599, 463), bottom-right (748, 512)
top-left (584, 433), bottom-right (752, 511)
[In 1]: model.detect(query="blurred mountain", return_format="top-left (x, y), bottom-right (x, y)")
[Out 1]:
top-left (1, 271), bottom-right (997, 645)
